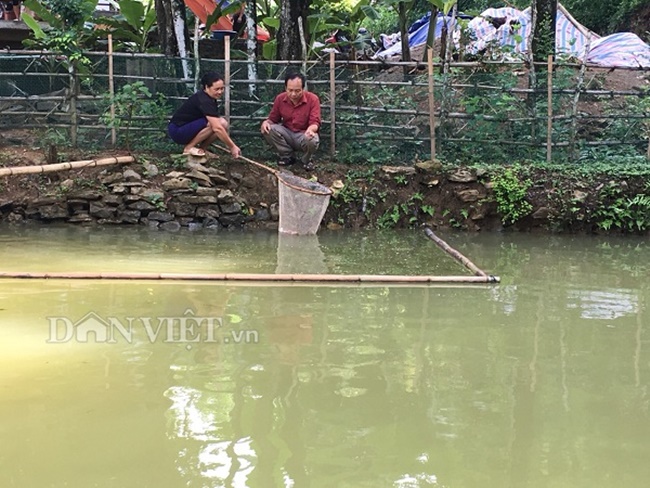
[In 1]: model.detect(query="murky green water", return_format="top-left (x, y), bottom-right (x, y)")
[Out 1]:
top-left (0, 226), bottom-right (648, 488)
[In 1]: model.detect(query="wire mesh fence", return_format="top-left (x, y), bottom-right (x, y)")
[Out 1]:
top-left (0, 49), bottom-right (648, 164)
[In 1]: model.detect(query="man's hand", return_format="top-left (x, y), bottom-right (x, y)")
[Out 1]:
top-left (230, 144), bottom-right (241, 158)
top-left (260, 120), bottom-right (271, 134)
top-left (305, 125), bottom-right (318, 139)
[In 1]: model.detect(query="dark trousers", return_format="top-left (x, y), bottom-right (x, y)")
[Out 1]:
top-left (263, 124), bottom-right (319, 163)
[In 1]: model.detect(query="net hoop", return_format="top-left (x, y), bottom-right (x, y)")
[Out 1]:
top-left (277, 172), bottom-right (333, 196)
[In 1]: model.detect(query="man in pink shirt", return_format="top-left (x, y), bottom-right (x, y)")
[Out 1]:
top-left (260, 72), bottom-right (321, 170)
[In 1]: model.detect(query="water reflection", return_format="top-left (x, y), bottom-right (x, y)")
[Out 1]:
top-left (0, 227), bottom-right (649, 487)
top-left (275, 234), bottom-right (327, 274)
top-left (567, 288), bottom-right (639, 319)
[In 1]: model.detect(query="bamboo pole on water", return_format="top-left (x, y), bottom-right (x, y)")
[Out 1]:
top-left (547, 55), bottom-right (554, 162)
top-left (427, 47), bottom-right (436, 162)
top-left (0, 270), bottom-right (499, 283)
top-left (424, 228), bottom-right (491, 278)
top-left (0, 156), bottom-right (135, 177)
top-left (108, 34), bottom-right (116, 147)
top-left (329, 50), bottom-right (336, 159)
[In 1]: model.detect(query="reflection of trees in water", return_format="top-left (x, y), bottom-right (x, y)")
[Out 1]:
top-left (158, 234), bottom-right (650, 486)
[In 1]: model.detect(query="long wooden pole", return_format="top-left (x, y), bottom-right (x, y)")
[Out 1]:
top-left (0, 270), bottom-right (499, 283)
top-left (329, 50), bottom-right (336, 160)
top-left (0, 156), bottom-right (135, 176)
top-left (427, 47), bottom-right (436, 161)
top-left (547, 54), bottom-right (553, 162)
top-left (108, 34), bottom-right (116, 147)
top-left (424, 228), bottom-right (492, 278)
top-left (209, 146), bottom-right (278, 175)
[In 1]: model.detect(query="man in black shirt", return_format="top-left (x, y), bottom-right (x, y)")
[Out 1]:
top-left (168, 72), bottom-right (241, 158)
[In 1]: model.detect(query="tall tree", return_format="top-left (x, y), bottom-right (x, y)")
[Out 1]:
top-left (155, 0), bottom-right (189, 57)
top-left (277, 0), bottom-right (312, 60)
top-left (531, 0), bottom-right (557, 62)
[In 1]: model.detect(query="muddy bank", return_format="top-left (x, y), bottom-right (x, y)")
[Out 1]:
top-left (1, 147), bottom-right (649, 235)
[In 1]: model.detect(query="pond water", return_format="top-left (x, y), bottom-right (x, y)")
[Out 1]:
top-left (0, 226), bottom-right (648, 488)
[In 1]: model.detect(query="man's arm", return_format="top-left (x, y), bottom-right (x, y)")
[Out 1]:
top-left (261, 95), bottom-right (282, 134)
top-left (305, 93), bottom-right (321, 139)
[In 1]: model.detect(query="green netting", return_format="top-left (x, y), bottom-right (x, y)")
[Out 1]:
top-left (0, 52), bottom-right (647, 164)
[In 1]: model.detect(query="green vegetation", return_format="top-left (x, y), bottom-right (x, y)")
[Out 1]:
top-left (594, 184), bottom-right (650, 233)
top-left (491, 166), bottom-right (533, 225)
top-left (100, 82), bottom-right (170, 151)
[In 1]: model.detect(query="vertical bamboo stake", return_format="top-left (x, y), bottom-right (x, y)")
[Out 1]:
top-left (569, 35), bottom-right (592, 163)
top-left (546, 55), bottom-right (553, 163)
top-left (108, 34), bottom-right (116, 147)
top-left (427, 47), bottom-right (436, 162)
top-left (193, 18), bottom-right (200, 92)
top-left (69, 64), bottom-right (78, 147)
top-left (224, 34), bottom-right (231, 129)
top-left (527, 4), bottom-right (537, 145)
top-left (298, 16), bottom-right (307, 78)
top-left (329, 50), bottom-right (336, 160)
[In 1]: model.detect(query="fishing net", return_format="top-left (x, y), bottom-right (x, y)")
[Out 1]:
top-left (277, 172), bottom-right (332, 235)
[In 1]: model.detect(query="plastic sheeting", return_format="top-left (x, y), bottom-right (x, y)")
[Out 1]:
top-left (375, 4), bottom-right (650, 68)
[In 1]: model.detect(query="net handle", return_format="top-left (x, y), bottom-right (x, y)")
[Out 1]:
top-left (209, 145), bottom-right (279, 176)
top-left (210, 144), bottom-right (332, 196)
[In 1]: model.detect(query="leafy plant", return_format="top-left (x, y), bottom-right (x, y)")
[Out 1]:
top-left (22, 0), bottom-right (97, 70)
top-left (147, 194), bottom-right (166, 211)
top-left (594, 185), bottom-right (650, 233)
top-left (491, 166), bottom-right (533, 225)
top-left (94, 0), bottom-right (157, 53)
top-left (394, 174), bottom-right (408, 185)
top-left (100, 82), bottom-right (170, 150)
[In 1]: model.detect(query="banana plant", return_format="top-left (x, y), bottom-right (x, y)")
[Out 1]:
top-left (94, 0), bottom-right (158, 53)
top-left (22, 0), bottom-right (98, 71)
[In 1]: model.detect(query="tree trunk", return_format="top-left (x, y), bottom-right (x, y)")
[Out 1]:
top-left (398, 2), bottom-right (411, 63)
top-left (532, 0), bottom-right (557, 62)
top-left (277, 0), bottom-right (311, 60)
top-left (155, 0), bottom-right (189, 57)
top-left (426, 8), bottom-right (439, 50)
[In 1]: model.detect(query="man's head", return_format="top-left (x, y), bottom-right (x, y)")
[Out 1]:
top-left (201, 72), bottom-right (225, 100)
top-left (284, 72), bottom-right (306, 104)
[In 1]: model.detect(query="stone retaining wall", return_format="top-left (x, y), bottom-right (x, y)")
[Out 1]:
top-left (0, 161), bottom-right (279, 230)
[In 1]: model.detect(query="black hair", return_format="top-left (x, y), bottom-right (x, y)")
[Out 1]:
top-left (201, 72), bottom-right (224, 89)
top-left (284, 72), bottom-right (306, 88)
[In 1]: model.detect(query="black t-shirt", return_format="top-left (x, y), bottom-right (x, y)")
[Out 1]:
top-left (170, 91), bottom-right (222, 126)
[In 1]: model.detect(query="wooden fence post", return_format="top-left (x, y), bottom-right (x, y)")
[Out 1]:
top-left (193, 18), bottom-right (200, 92)
top-left (108, 34), bottom-right (116, 147)
top-left (569, 34), bottom-right (592, 163)
top-left (329, 51), bottom-right (336, 160)
top-left (224, 34), bottom-right (231, 129)
top-left (427, 47), bottom-right (436, 162)
top-left (69, 65), bottom-right (78, 147)
top-left (546, 55), bottom-right (553, 163)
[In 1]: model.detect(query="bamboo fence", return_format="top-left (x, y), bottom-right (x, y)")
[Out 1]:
top-left (0, 49), bottom-right (648, 163)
